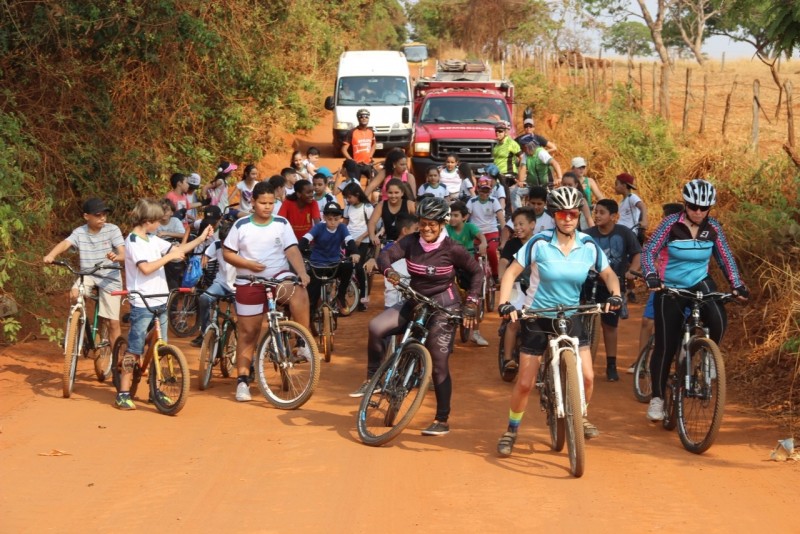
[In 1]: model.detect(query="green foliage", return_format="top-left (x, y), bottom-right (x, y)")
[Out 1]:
top-left (765, 0), bottom-right (800, 57)
top-left (603, 21), bottom-right (653, 60)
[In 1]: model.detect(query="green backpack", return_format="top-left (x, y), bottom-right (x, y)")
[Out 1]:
top-left (525, 148), bottom-right (551, 188)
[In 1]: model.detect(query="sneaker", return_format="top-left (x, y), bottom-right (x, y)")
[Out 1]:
top-left (190, 334), bottom-right (204, 348)
top-left (647, 397), bottom-right (665, 421)
top-left (153, 391), bottom-right (173, 405)
top-left (295, 345), bottom-right (312, 362)
top-left (114, 393), bottom-right (136, 411)
top-left (497, 431), bottom-right (517, 457)
top-left (626, 365), bottom-right (636, 374)
top-left (421, 421), bottom-right (450, 436)
top-left (349, 380), bottom-right (371, 398)
top-left (471, 331), bottom-right (489, 347)
top-left (606, 364), bottom-right (619, 382)
top-left (235, 381), bottom-right (252, 402)
top-left (583, 418), bottom-right (600, 439)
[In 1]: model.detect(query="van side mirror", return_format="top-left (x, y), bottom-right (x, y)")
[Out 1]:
top-left (324, 96), bottom-right (334, 111)
top-left (402, 107), bottom-right (410, 123)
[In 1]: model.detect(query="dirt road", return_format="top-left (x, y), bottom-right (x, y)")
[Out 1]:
top-left (1, 117), bottom-right (797, 532)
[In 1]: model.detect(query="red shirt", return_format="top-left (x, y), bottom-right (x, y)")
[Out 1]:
top-left (278, 199), bottom-right (321, 239)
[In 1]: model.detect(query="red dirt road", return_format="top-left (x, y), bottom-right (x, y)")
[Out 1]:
top-left (2, 117), bottom-right (797, 532)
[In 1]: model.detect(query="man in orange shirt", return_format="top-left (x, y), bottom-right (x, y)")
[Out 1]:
top-left (341, 109), bottom-right (376, 182)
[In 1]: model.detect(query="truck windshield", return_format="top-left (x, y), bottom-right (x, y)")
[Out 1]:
top-left (420, 97), bottom-right (510, 124)
top-left (403, 45), bottom-right (428, 63)
top-left (337, 76), bottom-right (409, 106)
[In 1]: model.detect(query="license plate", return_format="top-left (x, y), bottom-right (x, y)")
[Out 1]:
top-left (375, 143), bottom-right (384, 150)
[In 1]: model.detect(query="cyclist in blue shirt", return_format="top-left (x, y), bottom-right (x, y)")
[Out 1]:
top-left (641, 179), bottom-right (748, 422)
top-left (494, 187), bottom-right (622, 457)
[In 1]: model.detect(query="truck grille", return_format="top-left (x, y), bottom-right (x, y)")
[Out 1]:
top-left (432, 139), bottom-right (496, 163)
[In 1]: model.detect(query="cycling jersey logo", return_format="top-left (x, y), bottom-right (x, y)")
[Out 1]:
top-left (426, 265), bottom-right (436, 275)
top-left (699, 230), bottom-right (709, 239)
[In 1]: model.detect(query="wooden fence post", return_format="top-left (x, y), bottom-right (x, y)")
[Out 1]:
top-left (660, 63), bottom-right (670, 120)
top-left (639, 63), bottom-right (644, 112)
top-left (752, 79), bottom-right (760, 150)
top-left (699, 73), bottom-right (708, 134)
top-left (582, 54), bottom-right (588, 89)
top-left (682, 67), bottom-right (691, 132)
top-left (602, 63), bottom-right (608, 103)
top-left (722, 75), bottom-right (738, 139)
top-left (786, 80), bottom-right (795, 148)
top-left (721, 52), bottom-right (725, 72)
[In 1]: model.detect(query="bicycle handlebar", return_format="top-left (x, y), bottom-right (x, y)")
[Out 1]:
top-left (52, 260), bottom-right (121, 277)
top-left (235, 275), bottom-right (302, 286)
top-left (629, 271), bottom-right (735, 304)
top-left (395, 280), bottom-right (463, 321)
top-left (517, 303), bottom-right (603, 320)
top-left (111, 288), bottom-right (191, 314)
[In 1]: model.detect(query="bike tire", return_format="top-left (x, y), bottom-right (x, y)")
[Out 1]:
top-left (677, 338), bottom-right (726, 454)
top-left (62, 310), bottom-right (83, 398)
top-left (356, 342), bottom-right (433, 447)
top-left (562, 350), bottom-right (585, 477)
top-left (198, 328), bottom-right (218, 391)
top-left (662, 369), bottom-right (678, 431)
top-left (459, 322), bottom-right (472, 344)
top-left (111, 336), bottom-right (127, 393)
top-left (255, 320), bottom-right (320, 410)
top-left (322, 307), bottom-right (332, 363)
top-left (545, 359), bottom-right (565, 451)
top-left (93, 320), bottom-right (113, 382)
top-left (497, 321), bottom-right (519, 383)
top-left (633, 335), bottom-right (654, 403)
top-left (167, 291), bottom-right (200, 338)
top-left (486, 284), bottom-right (496, 313)
top-left (337, 279), bottom-right (359, 317)
top-left (150, 344), bottom-right (190, 415)
top-left (219, 324), bottom-right (237, 378)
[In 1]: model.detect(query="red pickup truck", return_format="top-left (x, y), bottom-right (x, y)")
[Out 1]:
top-left (410, 62), bottom-right (514, 178)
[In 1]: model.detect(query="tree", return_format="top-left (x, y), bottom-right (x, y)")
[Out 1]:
top-left (764, 0), bottom-right (800, 57)
top-left (602, 21), bottom-right (653, 62)
top-left (668, 0), bottom-right (727, 65)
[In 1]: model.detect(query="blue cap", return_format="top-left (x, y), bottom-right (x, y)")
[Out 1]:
top-left (316, 166), bottom-right (333, 178)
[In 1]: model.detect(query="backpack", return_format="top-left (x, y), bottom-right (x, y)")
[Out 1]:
top-left (181, 255), bottom-right (203, 288)
top-left (525, 148), bottom-right (552, 188)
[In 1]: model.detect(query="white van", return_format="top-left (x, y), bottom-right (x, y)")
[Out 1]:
top-left (325, 50), bottom-right (412, 154)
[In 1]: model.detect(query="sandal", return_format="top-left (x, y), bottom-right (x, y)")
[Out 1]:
top-left (497, 431), bottom-right (517, 457)
top-left (501, 360), bottom-right (519, 382)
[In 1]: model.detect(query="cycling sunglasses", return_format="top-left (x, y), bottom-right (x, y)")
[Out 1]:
top-left (685, 202), bottom-right (710, 212)
top-left (554, 209), bottom-right (580, 221)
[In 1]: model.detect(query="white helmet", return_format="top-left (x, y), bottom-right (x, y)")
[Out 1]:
top-left (547, 186), bottom-right (584, 213)
top-left (682, 179), bottom-right (717, 207)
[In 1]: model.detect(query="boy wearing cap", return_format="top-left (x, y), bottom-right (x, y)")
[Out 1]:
top-left (299, 202), bottom-right (360, 311)
top-left (614, 172), bottom-right (648, 243)
top-left (571, 157), bottom-right (604, 208)
top-left (43, 198), bottom-right (126, 346)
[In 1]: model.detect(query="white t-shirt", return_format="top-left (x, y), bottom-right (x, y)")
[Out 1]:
top-left (343, 202), bottom-right (374, 240)
top-left (236, 181), bottom-right (256, 214)
top-left (618, 193), bottom-right (643, 229)
top-left (124, 233), bottom-right (173, 307)
top-left (459, 178), bottom-right (474, 199)
top-left (204, 239), bottom-right (236, 291)
top-left (439, 168), bottom-right (462, 195)
top-left (384, 257), bottom-right (409, 308)
top-left (417, 183), bottom-right (448, 199)
top-left (223, 215), bottom-right (298, 279)
top-left (467, 196), bottom-right (503, 234)
top-left (491, 183), bottom-right (507, 202)
top-left (314, 192), bottom-right (336, 214)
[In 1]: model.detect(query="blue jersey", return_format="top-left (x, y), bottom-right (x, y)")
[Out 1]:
top-left (641, 212), bottom-right (743, 289)
top-left (515, 230), bottom-right (609, 317)
top-left (306, 222), bottom-right (353, 265)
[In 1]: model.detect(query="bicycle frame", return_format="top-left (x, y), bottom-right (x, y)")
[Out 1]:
top-left (543, 320), bottom-right (587, 420)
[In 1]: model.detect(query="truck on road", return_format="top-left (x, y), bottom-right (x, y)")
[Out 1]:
top-left (409, 60), bottom-right (514, 178)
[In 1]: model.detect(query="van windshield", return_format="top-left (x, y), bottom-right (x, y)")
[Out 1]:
top-left (403, 45), bottom-right (428, 63)
top-left (420, 97), bottom-right (510, 124)
top-left (338, 76), bottom-right (409, 106)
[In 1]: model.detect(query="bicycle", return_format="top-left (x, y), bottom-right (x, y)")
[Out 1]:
top-left (110, 288), bottom-right (193, 415)
top-left (356, 280), bottom-right (463, 447)
top-left (307, 258), bottom-right (355, 362)
top-left (632, 334), bottom-right (654, 403)
top-left (581, 271), bottom-right (602, 363)
top-left (656, 287), bottom-right (734, 454)
top-left (52, 260), bottom-right (122, 398)
top-left (197, 291), bottom-right (238, 391)
top-left (239, 275), bottom-right (321, 409)
top-left (519, 303), bottom-right (603, 478)
top-left (479, 248), bottom-right (497, 313)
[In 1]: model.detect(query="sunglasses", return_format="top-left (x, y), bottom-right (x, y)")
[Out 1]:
top-left (357, 115), bottom-right (369, 119)
top-left (554, 210), bottom-right (580, 221)
top-left (685, 203), bottom-right (710, 212)
top-left (418, 220), bottom-right (440, 229)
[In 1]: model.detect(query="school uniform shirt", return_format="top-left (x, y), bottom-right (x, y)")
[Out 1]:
top-left (618, 193), bottom-right (643, 230)
top-left (236, 181), bottom-right (257, 214)
top-left (439, 168), bottom-right (462, 195)
top-left (66, 223), bottom-right (124, 291)
top-left (343, 202), bottom-right (374, 240)
top-left (223, 215), bottom-right (297, 279)
top-left (466, 196), bottom-right (503, 234)
top-left (124, 233), bottom-right (174, 307)
top-left (418, 183), bottom-right (448, 199)
top-left (204, 239), bottom-right (236, 291)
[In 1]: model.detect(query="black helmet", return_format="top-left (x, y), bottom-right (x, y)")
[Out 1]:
top-left (546, 186), bottom-right (583, 213)
top-left (416, 196), bottom-right (450, 223)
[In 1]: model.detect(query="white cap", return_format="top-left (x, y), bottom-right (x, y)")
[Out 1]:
top-left (571, 157), bottom-right (587, 168)
top-left (187, 173), bottom-right (202, 186)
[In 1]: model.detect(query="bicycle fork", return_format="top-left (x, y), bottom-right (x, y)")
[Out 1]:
top-left (547, 334), bottom-right (587, 418)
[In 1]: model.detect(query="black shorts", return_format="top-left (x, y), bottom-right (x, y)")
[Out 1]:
top-left (595, 285), bottom-right (621, 328)
top-left (520, 316), bottom-right (587, 355)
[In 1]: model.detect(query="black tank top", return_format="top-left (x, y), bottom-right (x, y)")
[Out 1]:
top-left (380, 200), bottom-right (409, 241)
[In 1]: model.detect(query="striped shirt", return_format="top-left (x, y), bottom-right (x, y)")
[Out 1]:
top-left (66, 224), bottom-right (124, 291)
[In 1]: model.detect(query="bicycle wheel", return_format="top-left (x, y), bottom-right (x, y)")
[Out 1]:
top-left (255, 320), bottom-right (320, 409)
top-left (562, 350), bottom-right (585, 477)
top-left (662, 371), bottom-right (678, 431)
top-left (497, 321), bottom-right (520, 383)
top-left (150, 344), bottom-right (190, 415)
top-left (167, 291), bottom-right (199, 338)
top-left (219, 324), bottom-right (237, 378)
top-left (486, 283), bottom-right (496, 313)
top-left (93, 320), bottom-right (113, 382)
top-left (677, 338), bottom-right (726, 454)
top-left (62, 310), bottom-right (83, 398)
top-left (111, 336), bottom-right (127, 393)
top-left (336, 279), bottom-right (359, 317)
top-left (543, 359), bottom-right (565, 451)
top-left (198, 328), bottom-right (218, 391)
top-left (633, 335), bottom-right (654, 403)
top-left (583, 313), bottom-right (601, 363)
top-left (321, 307), bottom-right (332, 363)
top-left (356, 342), bottom-right (433, 446)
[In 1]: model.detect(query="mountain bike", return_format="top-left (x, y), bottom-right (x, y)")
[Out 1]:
top-left (307, 258), bottom-right (354, 362)
top-left (520, 303), bottom-right (603, 478)
top-left (110, 288), bottom-right (193, 415)
top-left (239, 275), bottom-right (321, 409)
top-left (632, 334), bottom-right (654, 403)
top-left (356, 280), bottom-right (463, 447)
top-left (197, 291), bottom-right (237, 391)
top-left (52, 260), bottom-right (121, 398)
top-left (658, 287), bottom-right (733, 454)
